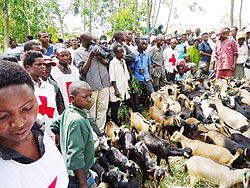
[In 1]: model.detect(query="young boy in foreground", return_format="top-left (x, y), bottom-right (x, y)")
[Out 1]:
top-left (0, 61), bottom-right (68, 187)
top-left (51, 80), bottom-right (95, 188)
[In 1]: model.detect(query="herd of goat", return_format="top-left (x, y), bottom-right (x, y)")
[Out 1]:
top-left (92, 77), bottom-right (250, 188)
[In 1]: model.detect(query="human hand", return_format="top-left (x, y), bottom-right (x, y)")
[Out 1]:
top-left (150, 77), bottom-right (154, 84)
top-left (232, 64), bottom-right (236, 71)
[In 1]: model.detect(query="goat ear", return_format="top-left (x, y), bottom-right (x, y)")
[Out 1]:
top-left (147, 169), bottom-right (153, 173)
top-left (180, 126), bottom-right (184, 134)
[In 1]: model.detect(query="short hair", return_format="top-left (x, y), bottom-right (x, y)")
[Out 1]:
top-left (57, 38), bottom-right (64, 43)
top-left (177, 64), bottom-right (184, 70)
top-left (0, 54), bottom-right (18, 63)
top-left (202, 32), bottom-right (208, 36)
top-left (182, 33), bottom-right (187, 36)
top-left (38, 31), bottom-right (47, 38)
top-left (9, 40), bottom-right (15, 45)
top-left (69, 80), bottom-right (91, 96)
top-left (100, 34), bottom-right (107, 40)
top-left (69, 36), bottom-right (78, 42)
top-left (26, 35), bottom-right (34, 40)
top-left (113, 30), bottom-right (124, 41)
top-left (231, 26), bottom-right (238, 31)
top-left (24, 41), bottom-right (40, 52)
top-left (23, 51), bottom-right (43, 69)
top-left (135, 38), bottom-right (144, 45)
top-left (223, 27), bottom-right (230, 31)
top-left (113, 44), bottom-right (122, 54)
top-left (0, 61), bottom-right (34, 90)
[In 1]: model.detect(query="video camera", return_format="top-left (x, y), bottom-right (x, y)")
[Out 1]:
top-left (89, 40), bottom-right (113, 61)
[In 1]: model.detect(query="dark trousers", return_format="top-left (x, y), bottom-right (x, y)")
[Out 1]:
top-left (110, 98), bottom-right (136, 126)
top-left (166, 70), bottom-right (177, 82)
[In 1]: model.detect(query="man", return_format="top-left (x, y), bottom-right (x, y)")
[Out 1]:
top-left (111, 30), bottom-right (136, 70)
top-left (230, 26), bottom-right (238, 40)
top-left (74, 31), bottom-right (109, 133)
top-left (4, 40), bottom-right (22, 61)
top-left (162, 35), bottom-right (171, 50)
top-left (124, 30), bottom-right (136, 53)
top-left (164, 39), bottom-right (179, 82)
top-left (199, 32), bottom-right (212, 67)
top-left (23, 51), bottom-right (58, 138)
top-left (154, 24), bottom-right (164, 36)
top-left (215, 29), bottom-right (238, 79)
top-left (38, 31), bottom-right (54, 57)
top-left (132, 38), bottom-right (154, 96)
top-left (41, 56), bottom-right (65, 115)
top-left (51, 48), bottom-right (80, 108)
top-left (147, 34), bottom-right (166, 90)
top-left (175, 36), bottom-right (186, 59)
top-left (199, 62), bottom-right (215, 80)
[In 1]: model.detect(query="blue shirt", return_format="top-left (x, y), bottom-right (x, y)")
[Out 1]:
top-left (175, 73), bottom-right (187, 81)
top-left (132, 50), bottom-right (151, 82)
top-left (175, 43), bottom-right (185, 59)
top-left (45, 44), bottom-right (54, 57)
top-left (198, 41), bottom-right (212, 62)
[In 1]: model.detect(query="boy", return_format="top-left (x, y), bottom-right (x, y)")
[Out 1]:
top-left (51, 80), bottom-right (95, 188)
top-left (0, 61), bottom-right (68, 187)
top-left (109, 44), bottom-right (135, 126)
top-left (175, 64), bottom-right (187, 81)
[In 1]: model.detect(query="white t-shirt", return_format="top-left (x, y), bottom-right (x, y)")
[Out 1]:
top-left (237, 42), bottom-right (249, 64)
top-left (163, 47), bottom-right (179, 73)
top-left (0, 133), bottom-right (69, 188)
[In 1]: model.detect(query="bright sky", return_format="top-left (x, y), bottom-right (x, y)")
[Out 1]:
top-left (63, 0), bottom-right (250, 36)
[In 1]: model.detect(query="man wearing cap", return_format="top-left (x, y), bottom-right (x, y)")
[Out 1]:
top-left (215, 29), bottom-right (238, 79)
top-left (154, 24), bottom-right (164, 36)
top-left (42, 56), bottom-right (65, 115)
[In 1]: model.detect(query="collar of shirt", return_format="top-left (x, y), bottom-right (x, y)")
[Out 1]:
top-left (68, 104), bottom-right (89, 119)
top-left (0, 120), bottom-right (45, 164)
top-left (57, 63), bottom-right (71, 74)
top-left (33, 78), bottom-right (46, 89)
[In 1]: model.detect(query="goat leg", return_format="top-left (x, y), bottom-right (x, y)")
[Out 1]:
top-left (156, 156), bottom-right (161, 166)
top-left (165, 158), bottom-right (173, 176)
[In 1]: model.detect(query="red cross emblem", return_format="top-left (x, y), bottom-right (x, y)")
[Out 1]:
top-left (66, 82), bottom-right (72, 103)
top-left (169, 54), bottom-right (176, 66)
top-left (48, 176), bottom-right (57, 188)
top-left (38, 96), bottom-right (55, 119)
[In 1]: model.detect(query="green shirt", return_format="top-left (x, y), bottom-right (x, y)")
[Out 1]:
top-left (51, 105), bottom-right (94, 179)
top-left (186, 70), bottom-right (200, 79)
top-left (187, 45), bottom-right (200, 67)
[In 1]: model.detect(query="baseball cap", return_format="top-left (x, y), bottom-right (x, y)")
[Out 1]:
top-left (43, 56), bottom-right (56, 66)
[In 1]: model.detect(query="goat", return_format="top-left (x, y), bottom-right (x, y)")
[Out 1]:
top-left (105, 121), bottom-right (121, 145)
top-left (136, 131), bottom-right (192, 175)
top-left (239, 89), bottom-right (250, 105)
top-left (95, 136), bottom-right (111, 152)
top-left (209, 97), bottom-right (249, 129)
top-left (106, 146), bottom-right (139, 176)
top-left (130, 112), bottom-right (158, 133)
top-left (185, 156), bottom-right (250, 188)
top-left (134, 141), bottom-right (166, 188)
top-left (170, 127), bottom-right (243, 166)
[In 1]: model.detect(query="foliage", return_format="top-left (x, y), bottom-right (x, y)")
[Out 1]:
top-left (130, 74), bottom-right (141, 94)
top-left (117, 100), bottom-right (130, 125)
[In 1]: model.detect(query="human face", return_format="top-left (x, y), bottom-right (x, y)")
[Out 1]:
top-left (157, 37), bottom-right (164, 47)
top-left (120, 33), bottom-right (126, 42)
top-left (194, 41), bottom-right (199, 47)
top-left (26, 57), bottom-right (46, 79)
top-left (182, 35), bottom-right (187, 42)
top-left (30, 45), bottom-right (41, 52)
top-left (56, 50), bottom-right (71, 67)
top-left (170, 40), bottom-right (177, 49)
top-left (138, 40), bottom-right (146, 51)
top-left (125, 31), bottom-right (132, 42)
top-left (39, 33), bottom-right (49, 45)
top-left (230, 28), bottom-right (237, 38)
top-left (71, 88), bottom-right (92, 110)
top-left (200, 66), bottom-right (208, 74)
top-left (115, 47), bottom-right (124, 60)
top-left (44, 64), bottom-right (52, 78)
top-left (70, 37), bottom-right (79, 49)
top-left (203, 34), bottom-right (209, 42)
top-left (11, 41), bottom-right (17, 48)
top-left (238, 38), bottom-right (245, 46)
top-left (184, 54), bottom-right (190, 62)
top-left (0, 85), bottom-right (38, 147)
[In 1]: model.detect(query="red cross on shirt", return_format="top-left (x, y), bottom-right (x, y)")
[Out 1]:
top-left (169, 54), bottom-right (176, 66)
top-left (48, 176), bottom-right (57, 188)
top-left (66, 82), bottom-right (72, 103)
top-left (39, 96), bottom-right (55, 119)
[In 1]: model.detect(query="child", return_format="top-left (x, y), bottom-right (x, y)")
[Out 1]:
top-left (175, 64), bottom-right (187, 81)
top-left (0, 61), bottom-right (68, 187)
top-left (109, 44), bottom-right (135, 126)
top-left (51, 80), bottom-right (95, 188)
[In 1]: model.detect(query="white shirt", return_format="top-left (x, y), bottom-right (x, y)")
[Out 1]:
top-left (109, 57), bottom-right (130, 102)
top-left (0, 133), bottom-right (68, 188)
top-left (237, 42), bottom-right (249, 64)
top-left (163, 47), bottom-right (179, 73)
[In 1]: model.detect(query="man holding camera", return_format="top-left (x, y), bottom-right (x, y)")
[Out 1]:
top-left (74, 31), bottom-right (110, 133)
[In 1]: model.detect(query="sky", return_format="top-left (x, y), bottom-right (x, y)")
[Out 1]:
top-left (62, 0), bottom-right (250, 36)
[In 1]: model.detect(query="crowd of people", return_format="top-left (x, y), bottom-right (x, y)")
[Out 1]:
top-left (1, 25), bottom-right (250, 187)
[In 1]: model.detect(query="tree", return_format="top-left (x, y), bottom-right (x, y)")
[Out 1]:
top-left (239, 0), bottom-right (243, 30)
top-left (3, 0), bottom-right (10, 49)
top-left (230, 0), bottom-right (234, 27)
top-left (165, 0), bottom-right (174, 34)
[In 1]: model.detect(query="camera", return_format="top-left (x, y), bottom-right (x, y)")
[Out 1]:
top-left (139, 68), bottom-right (144, 74)
top-left (89, 40), bottom-right (113, 61)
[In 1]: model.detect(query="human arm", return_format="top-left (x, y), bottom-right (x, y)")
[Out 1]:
top-left (123, 45), bottom-right (136, 65)
top-left (81, 52), bottom-right (95, 74)
top-left (50, 116), bottom-right (61, 146)
top-left (96, 55), bottom-right (108, 66)
top-left (112, 81), bottom-right (120, 97)
top-left (200, 51), bottom-right (212, 57)
top-left (73, 169), bottom-right (88, 188)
